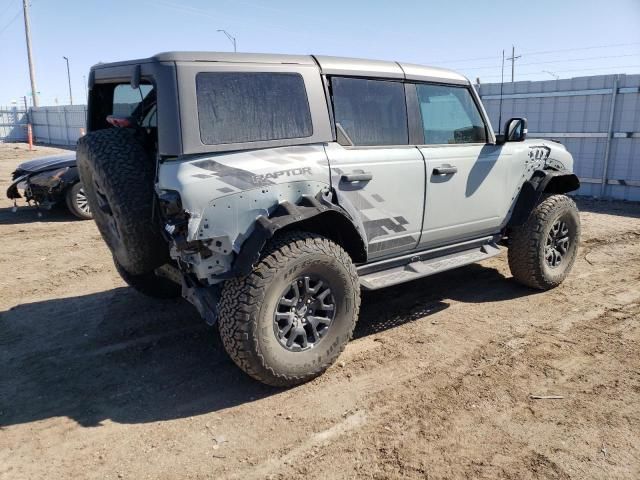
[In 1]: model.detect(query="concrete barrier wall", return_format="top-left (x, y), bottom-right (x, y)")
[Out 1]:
top-left (29, 105), bottom-right (87, 147)
top-left (0, 107), bottom-right (28, 142)
top-left (478, 74), bottom-right (640, 201)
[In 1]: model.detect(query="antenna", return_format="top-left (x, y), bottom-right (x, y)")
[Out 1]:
top-left (498, 49), bottom-right (505, 135)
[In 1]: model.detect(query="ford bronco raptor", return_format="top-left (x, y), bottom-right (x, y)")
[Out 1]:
top-left (77, 52), bottom-right (580, 386)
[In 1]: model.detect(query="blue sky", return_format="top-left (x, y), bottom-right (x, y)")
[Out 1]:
top-left (1, 0), bottom-right (639, 106)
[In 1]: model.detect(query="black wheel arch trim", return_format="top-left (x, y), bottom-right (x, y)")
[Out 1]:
top-left (221, 191), bottom-right (368, 278)
top-left (508, 169), bottom-right (580, 227)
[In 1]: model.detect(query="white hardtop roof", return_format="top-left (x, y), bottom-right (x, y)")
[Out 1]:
top-left (97, 51), bottom-right (469, 84)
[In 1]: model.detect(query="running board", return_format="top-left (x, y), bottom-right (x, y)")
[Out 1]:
top-left (359, 241), bottom-right (501, 290)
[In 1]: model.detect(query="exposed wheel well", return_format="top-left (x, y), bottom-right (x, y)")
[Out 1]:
top-left (279, 210), bottom-right (367, 263)
top-left (544, 173), bottom-right (580, 194)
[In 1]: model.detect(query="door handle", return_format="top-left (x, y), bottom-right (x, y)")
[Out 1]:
top-left (341, 172), bottom-right (373, 182)
top-left (433, 165), bottom-right (458, 176)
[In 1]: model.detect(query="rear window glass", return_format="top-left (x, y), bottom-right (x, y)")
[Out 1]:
top-left (196, 72), bottom-right (313, 145)
top-left (113, 84), bottom-right (153, 117)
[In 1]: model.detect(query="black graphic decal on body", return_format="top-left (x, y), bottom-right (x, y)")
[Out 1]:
top-left (369, 235), bottom-right (417, 253)
top-left (363, 217), bottom-right (409, 240)
top-left (193, 159), bottom-right (275, 189)
top-left (251, 167), bottom-right (312, 184)
top-left (528, 146), bottom-right (551, 162)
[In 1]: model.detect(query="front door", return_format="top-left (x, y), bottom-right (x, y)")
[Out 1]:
top-left (413, 83), bottom-right (509, 247)
top-left (325, 76), bottom-right (425, 259)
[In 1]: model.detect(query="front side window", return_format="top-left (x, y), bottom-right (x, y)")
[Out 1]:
top-left (331, 77), bottom-right (408, 146)
top-left (196, 72), bottom-right (312, 145)
top-left (416, 84), bottom-right (487, 145)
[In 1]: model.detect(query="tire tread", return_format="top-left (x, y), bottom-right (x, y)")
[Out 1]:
top-left (508, 194), bottom-right (580, 290)
top-left (218, 231), bottom-right (360, 387)
top-left (76, 128), bottom-right (168, 274)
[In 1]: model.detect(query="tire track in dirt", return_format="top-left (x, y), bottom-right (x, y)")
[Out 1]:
top-left (229, 237), bottom-right (640, 479)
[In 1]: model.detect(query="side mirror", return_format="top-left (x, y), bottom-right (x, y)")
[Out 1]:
top-left (496, 117), bottom-right (527, 144)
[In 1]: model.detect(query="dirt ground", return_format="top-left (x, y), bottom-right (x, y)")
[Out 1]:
top-left (0, 143), bottom-right (639, 480)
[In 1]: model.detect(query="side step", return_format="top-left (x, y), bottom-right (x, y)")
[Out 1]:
top-left (359, 241), bottom-right (501, 290)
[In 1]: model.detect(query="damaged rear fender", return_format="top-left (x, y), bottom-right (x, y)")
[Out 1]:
top-left (160, 184), bottom-right (368, 284)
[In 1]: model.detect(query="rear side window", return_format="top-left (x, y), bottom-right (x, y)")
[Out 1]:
top-left (113, 84), bottom-right (153, 117)
top-left (196, 72), bottom-right (312, 145)
top-left (415, 84), bottom-right (487, 144)
top-left (330, 77), bottom-right (408, 146)
top-left (89, 82), bottom-right (155, 131)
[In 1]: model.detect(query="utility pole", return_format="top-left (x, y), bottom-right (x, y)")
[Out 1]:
top-left (63, 56), bottom-right (73, 105)
top-left (506, 45), bottom-right (521, 83)
top-left (217, 29), bottom-right (237, 52)
top-left (22, 0), bottom-right (38, 107)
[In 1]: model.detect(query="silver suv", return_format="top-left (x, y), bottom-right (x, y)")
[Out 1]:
top-left (78, 52), bottom-right (580, 386)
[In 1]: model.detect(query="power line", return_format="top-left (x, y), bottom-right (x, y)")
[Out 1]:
top-left (462, 52), bottom-right (640, 71)
top-left (0, 0), bottom-right (17, 21)
top-left (0, 7), bottom-right (20, 35)
top-left (430, 53), bottom-right (508, 65)
top-left (519, 52), bottom-right (640, 68)
top-left (431, 41), bottom-right (640, 65)
top-left (520, 42), bottom-right (640, 57)
top-left (479, 64), bottom-right (640, 80)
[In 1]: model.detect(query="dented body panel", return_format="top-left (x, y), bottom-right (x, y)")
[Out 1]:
top-left (157, 145), bottom-right (334, 283)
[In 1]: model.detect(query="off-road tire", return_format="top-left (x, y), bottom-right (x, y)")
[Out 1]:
top-left (65, 182), bottom-right (92, 220)
top-left (508, 194), bottom-right (580, 290)
top-left (218, 231), bottom-right (360, 387)
top-left (113, 258), bottom-right (181, 299)
top-left (76, 128), bottom-right (169, 275)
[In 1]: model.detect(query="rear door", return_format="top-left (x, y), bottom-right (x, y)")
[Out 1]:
top-left (413, 83), bottom-right (507, 247)
top-left (324, 76), bottom-right (426, 259)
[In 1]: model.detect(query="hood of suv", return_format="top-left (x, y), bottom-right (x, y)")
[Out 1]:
top-left (16, 153), bottom-right (77, 174)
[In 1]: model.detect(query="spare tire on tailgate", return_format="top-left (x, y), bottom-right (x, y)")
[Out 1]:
top-left (76, 127), bottom-right (169, 275)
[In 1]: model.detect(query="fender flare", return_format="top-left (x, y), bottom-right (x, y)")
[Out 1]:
top-left (508, 169), bottom-right (580, 227)
top-left (223, 191), bottom-right (367, 278)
